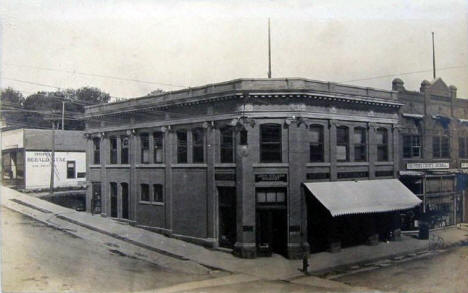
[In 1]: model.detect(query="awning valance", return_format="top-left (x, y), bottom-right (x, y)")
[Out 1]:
top-left (303, 179), bottom-right (422, 217)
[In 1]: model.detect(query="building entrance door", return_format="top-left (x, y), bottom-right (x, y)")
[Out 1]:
top-left (121, 183), bottom-right (129, 219)
top-left (218, 187), bottom-right (236, 248)
top-left (110, 183), bottom-right (118, 218)
top-left (255, 188), bottom-right (287, 256)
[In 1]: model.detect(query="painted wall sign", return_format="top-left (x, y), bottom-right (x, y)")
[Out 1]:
top-left (255, 174), bottom-right (287, 182)
top-left (406, 162), bottom-right (450, 170)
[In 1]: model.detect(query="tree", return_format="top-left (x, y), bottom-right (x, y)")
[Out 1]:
top-left (1, 88), bottom-right (25, 128)
top-left (146, 89), bottom-right (165, 96)
top-left (75, 87), bottom-right (111, 108)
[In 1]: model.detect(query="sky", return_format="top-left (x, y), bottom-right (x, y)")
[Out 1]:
top-left (1, 0), bottom-right (468, 100)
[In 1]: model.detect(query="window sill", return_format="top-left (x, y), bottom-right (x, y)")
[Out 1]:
top-left (375, 161), bottom-right (394, 166)
top-left (136, 164), bottom-right (166, 168)
top-left (139, 201), bottom-right (164, 206)
top-left (106, 164), bottom-right (131, 168)
top-left (172, 164), bottom-right (208, 168)
top-left (306, 162), bottom-right (331, 167)
top-left (253, 163), bottom-right (289, 168)
top-left (337, 162), bottom-right (369, 166)
top-left (215, 163), bottom-right (236, 168)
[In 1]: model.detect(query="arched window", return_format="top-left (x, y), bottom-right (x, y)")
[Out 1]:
top-left (309, 125), bottom-right (324, 162)
top-left (260, 124), bottom-right (282, 162)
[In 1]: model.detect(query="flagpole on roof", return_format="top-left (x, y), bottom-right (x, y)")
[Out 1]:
top-left (432, 32), bottom-right (436, 79)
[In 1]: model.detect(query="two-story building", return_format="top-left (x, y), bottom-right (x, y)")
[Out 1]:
top-left (83, 78), bottom-right (421, 259)
top-left (394, 78), bottom-right (468, 229)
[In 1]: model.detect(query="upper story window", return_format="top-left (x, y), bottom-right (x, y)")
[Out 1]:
top-left (459, 135), bottom-right (468, 159)
top-left (376, 128), bottom-right (389, 161)
top-left (220, 127), bottom-right (234, 163)
top-left (93, 137), bottom-right (100, 164)
top-left (403, 135), bottom-right (421, 159)
top-left (240, 128), bottom-right (248, 146)
top-left (110, 136), bottom-right (118, 164)
top-left (336, 126), bottom-right (349, 162)
top-left (309, 125), bottom-right (324, 162)
top-left (192, 128), bottom-right (205, 163)
top-left (260, 124), bottom-right (282, 163)
top-left (433, 133), bottom-right (450, 158)
top-left (177, 130), bottom-right (188, 163)
top-left (354, 127), bottom-right (367, 162)
top-left (121, 136), bottom-right (129, 164)
top-left (153, 132), bottom-right (164, 163)
top-left (140, 133), bottom-right (149, 164)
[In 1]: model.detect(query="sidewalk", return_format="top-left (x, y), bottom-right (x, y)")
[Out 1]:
top-left (2, 185), bottom-right (467, 281)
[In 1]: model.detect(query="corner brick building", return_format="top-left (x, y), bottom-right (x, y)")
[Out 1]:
top-left (83, 78), bottom-right (421, 259)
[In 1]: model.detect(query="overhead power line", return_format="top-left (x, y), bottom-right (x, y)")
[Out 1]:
top-left (3, 63), bottom-right (187, 88)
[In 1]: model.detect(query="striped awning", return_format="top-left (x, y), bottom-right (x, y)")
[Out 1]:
top-left (303, 179), bottom-right (422, 217)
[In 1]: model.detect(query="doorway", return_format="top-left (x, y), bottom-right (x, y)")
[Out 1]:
top-left (121, 183), bottom-right (129, 219)
top-left (218, 187), bottom-right (236, 248)
top-left (110, 183), bottom-right (118, 218)
top-left (255, 188), bottom-right (287, 256)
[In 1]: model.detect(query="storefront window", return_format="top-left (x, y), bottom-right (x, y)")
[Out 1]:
top-left (309, 125), bottom-right (324, 162)
top-left (260, 124), bottom-right (282, 163)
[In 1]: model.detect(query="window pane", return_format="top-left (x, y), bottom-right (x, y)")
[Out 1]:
top-left (177, 130), bottom-right (187, 163)
top-left (153, 184), bottom-right (163, 202)
top-left (121, 136), bottom-right (129, 164)
top-left (266, 191), bottom-right (276, 202)
top-left (276, 191), bottom-right (285, 202)
top-left (336, 145), bottom-right (348, 161)
top-left (355, 146), bottom-right (366, 161)
top-left (153, 132), bottom-right (164, 163)
top-left (459, 137), bottom-right (466, 158)
top-left (353, 129), bottom-right (365, 144)
top-left (441, 136), bottom-right (450, 158)
top-left (257, 192), bottom-right (266, 203)
top-left (192, 128), bottom-right (204, 163)
top-left (310, 144), bottom-right (324, 162)
top-left (310, 126), bottom-right (322, 143)
top-left (433, 136), bottom-right (441, 158)
top-left (141, 134), bottom-right (149, 163)
top-left (337, 127), bottom-right (348, 145)
top-left (221, 128), bottom-right (234, 163)
top-left (260, 124), bottom-right (281, 162)
top-left (141, 184), bottom-right (150, 201)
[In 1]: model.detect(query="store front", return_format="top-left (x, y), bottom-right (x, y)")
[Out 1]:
top-left (303, 179), bottom-right (421, 252)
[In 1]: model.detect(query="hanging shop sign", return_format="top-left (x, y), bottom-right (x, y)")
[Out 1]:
top-left (407, 162), bottom-right (449, 170)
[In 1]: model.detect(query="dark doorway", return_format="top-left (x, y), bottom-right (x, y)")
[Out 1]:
top-left (110, 183), bottom-right (118, 218)
top-left (91, 182), bottom-right (102, 215)
top-left (218, 187), bottom-right (236, 248)
top-left (121, 183), bottom-right (129, 219)
top-left (255, 188), bottom-right (287, 256)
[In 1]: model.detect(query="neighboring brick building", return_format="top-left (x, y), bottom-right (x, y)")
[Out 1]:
top-left (394, 78), bottom-right (468, 229)
top-left (1, 128), bottom-right (87, 190)
top-left (83, 78), bottom-right (421, 259)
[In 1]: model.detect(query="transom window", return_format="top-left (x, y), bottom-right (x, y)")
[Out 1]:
top-left (256, 188), bottom-right (286, 204)
top-left (403, 135), bottom-right (421, 158)
top-left (336, 126), bottom-right (349, 162)
top-left (309, 125), bottom-right (324, 162)
top-left (260, 124), bottom-right (282, 163)
top-left (376, 128), bottom-right (389, 161)
top-left (353, 127), bottom-right (367, 162)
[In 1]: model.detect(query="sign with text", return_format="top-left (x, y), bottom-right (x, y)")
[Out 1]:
top-left (406, 162), bottom-right (449, 170)
top-left (461, 162), bottom-right (468, 169)
top-left (255, 174), bottom-right (287, 182)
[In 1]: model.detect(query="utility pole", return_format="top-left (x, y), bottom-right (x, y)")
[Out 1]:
top-left (268, 18), bottom-right (272, 79)
top-left (49, 121), bottom-right (56, 196)
top-left (61, 101), bottom-right (65, 130)
top-left (432, 32), bottom-right (436, 80)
